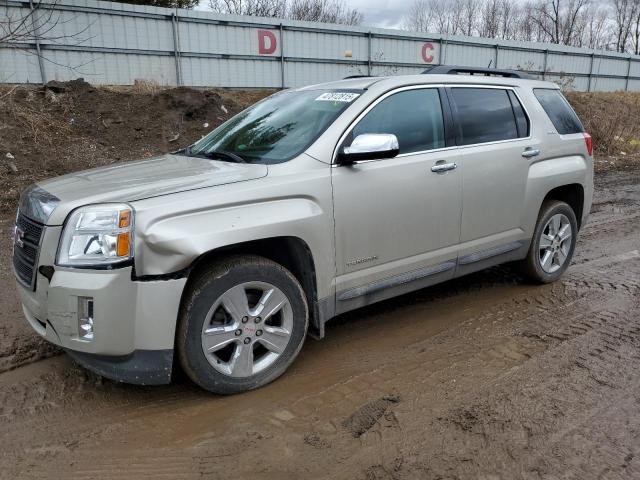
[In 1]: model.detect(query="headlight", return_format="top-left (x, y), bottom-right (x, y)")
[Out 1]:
top-left (57, 204), bottom-right (134, 267)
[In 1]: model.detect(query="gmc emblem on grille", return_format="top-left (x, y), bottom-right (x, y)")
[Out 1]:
top-left (13, 226), bottom-right (25, 249)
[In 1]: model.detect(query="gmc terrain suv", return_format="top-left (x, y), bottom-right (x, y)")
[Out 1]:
top-left (13, 67), bottom-right (593, 394)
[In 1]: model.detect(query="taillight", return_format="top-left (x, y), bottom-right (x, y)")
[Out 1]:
top-left (583, 132), bottom-right (593, 156)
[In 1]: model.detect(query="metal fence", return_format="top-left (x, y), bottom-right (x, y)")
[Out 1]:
top-left (3, 0), bottom-right (640, 91)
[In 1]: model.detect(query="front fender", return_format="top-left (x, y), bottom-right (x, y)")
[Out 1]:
top-left (130, 156), bottom-right (335, 301)
top-left (138, 197), bottom-right (323, 274)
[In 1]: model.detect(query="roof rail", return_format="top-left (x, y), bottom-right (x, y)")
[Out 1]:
top-left (343, 75), bottom-right (373, 79)
top-left (422, 65), bottom-right (533, 79)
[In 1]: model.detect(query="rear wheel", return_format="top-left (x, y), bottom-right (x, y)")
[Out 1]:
top-left (519, 200), bottom-right (577, 284)
top-left (177, 255), bottom-right (308, 394)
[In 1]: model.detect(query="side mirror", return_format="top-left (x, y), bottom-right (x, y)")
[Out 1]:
top-left (337, 133), bottom-right (400, 164)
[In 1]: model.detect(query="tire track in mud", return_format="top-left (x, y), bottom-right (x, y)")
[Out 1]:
top-left (4, 255), bottom-right (639, 480)
top-left (408, 300), bottom-right (640, 479)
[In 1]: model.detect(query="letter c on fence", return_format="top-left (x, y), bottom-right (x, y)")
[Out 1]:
top-left (258, 30), bottom-right (277, 55)
top-left (421, 42), bottom-right (434, 63)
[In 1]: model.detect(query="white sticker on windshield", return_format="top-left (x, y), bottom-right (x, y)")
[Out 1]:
top-left (315, 92), bottom-right (360, 103)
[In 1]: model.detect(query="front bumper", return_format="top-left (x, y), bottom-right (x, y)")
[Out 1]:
top-left (66, 348), bottom-right (174, 385)
top-left (15, 224), bottom-right (187, 384)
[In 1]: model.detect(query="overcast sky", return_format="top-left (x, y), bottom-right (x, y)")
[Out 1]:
top-left (347, 0), bottom-right (409, 29)
top-left (196, 0), bottom-right (411, 30)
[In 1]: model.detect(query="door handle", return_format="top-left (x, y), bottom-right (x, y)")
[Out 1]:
top-left (431, 162), bottom-right (457, 173)
top-left (522, 148), bottom-right (541, 158)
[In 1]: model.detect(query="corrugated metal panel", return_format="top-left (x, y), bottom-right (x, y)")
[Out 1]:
top-left (0, 48), bottom-right (42, 83)
top-left (596, 57), bottom-right (630, 77)
top-left (286, 61), bottom-right (356, 87)
top-left (497, 49), bottom-right (546, 71)
top-left (285, 30), bottom-right (367, 61)
top-left (372, 37), bottom-right (439, 65)
top-left (548, 53), bottom-right (591, 74)
top-left (446, 43), bottom-right (496, 68)
top-left (182, 57), bottom-right (280, 87)
top-left (179, 23), bottom-right (275, 56)
top-left (591, 77), bottom-right (627, 92)
top-left (371, 65), bottom-right (423, 77)
top-left (2, 0), bottom-right (640, 91)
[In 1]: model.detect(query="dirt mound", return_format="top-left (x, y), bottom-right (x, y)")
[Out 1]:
top-left (566, 91), bottom-right (640, 170)
top-left (0, 80), bottom-right (271, 213)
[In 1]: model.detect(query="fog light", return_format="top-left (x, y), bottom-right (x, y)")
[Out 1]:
top-left (78, 297), bottom-right (94, 341)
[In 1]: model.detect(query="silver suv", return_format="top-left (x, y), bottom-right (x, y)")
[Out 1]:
top-left (13, 67), bottom-right (593, 393)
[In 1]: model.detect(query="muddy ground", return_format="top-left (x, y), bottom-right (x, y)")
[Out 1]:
top-left (0, 167), bottom-right (638, 479)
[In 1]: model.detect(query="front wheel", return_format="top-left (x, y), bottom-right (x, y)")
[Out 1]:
top-left (177, 255), bottom-right (308, 394)
top-left (519, 200), bottom-right (578, 284)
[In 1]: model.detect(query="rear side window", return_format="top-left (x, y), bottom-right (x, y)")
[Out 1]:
top-left (533, 88), bottom-right (584, 135)
top-left (449, 88), bottom-right (525, 145)
top-left (350, 88), bottom-right (445, 155)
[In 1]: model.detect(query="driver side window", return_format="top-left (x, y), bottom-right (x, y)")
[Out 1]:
top-left (347, 88), bottom-right (445, 155)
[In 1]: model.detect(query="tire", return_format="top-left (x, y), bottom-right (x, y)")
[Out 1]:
top-left (519, 200), bottom-right (578, 284)
top-left (177, 255), bottom-right (308, 394)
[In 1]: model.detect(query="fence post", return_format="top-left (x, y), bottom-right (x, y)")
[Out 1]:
top-left (542, 49), bottom-right (548, 80)
top-left (367, 31), bottom-right (372, 76)
top-left (171, 12), bottom-right (182, 86)
top-left (29, 0), bottom-right (47, 85)
top-left (494, 44), bottom-right (499, 68)
top-left (625, 56), bottom-right (632, 91)
top-left (279, 23), bottom-right (285, 89)
top-left (442, 37), bottom-right (447, 64)
top-left (587, 52), bottom-right (594, 92)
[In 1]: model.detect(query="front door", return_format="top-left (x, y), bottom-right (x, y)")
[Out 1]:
top-left (332, 87), bottom-right (462, 312)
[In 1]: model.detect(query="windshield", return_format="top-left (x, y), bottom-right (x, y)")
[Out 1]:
top-left (188, 89), bottom-right (363, 164)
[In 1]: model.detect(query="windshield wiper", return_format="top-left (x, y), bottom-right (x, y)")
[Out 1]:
top-left (201, 150), bottom-right (247, 163)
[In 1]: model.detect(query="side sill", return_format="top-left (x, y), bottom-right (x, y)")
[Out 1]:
top-left (338, 260), bottom-right (456, 301)
top-left (458, 241), bottom-right (524, 265)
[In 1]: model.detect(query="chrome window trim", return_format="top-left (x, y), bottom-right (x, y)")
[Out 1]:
top-left (331, 83), bottom-right (533, 166)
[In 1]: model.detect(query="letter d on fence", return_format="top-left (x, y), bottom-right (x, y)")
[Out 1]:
top-left (258, 30), bottom-right (277, 55)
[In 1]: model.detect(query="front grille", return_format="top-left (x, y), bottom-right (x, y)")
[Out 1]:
top-left (12, 213), bottom-right (44, 290)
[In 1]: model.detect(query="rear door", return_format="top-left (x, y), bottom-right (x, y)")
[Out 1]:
top-left (446, 86), bottom-right (535, 261)
top-left (332, 86), bottom-right (462, 312)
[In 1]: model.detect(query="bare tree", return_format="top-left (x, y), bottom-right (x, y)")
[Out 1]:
top-left (288, 0), bottom-right (362, 25)
top-left (208, 0), bottom-right (362, 24)
top-left (2, 0), bottom-right (61, 44)
top-left (208, 0), bottom-right (287, 17)
top-left (632, 0), bottom-right (640, 53)
top-left (531, 0), bottom-right (591, 45)
top-left (611, 0), bottom-right (636, 51)
top-left (478, 0), bottom-right (501, 38)
top-left (585, 5), bottom-right (612, 49)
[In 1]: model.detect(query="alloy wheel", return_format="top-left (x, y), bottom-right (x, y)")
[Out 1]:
top-left (539, 213), bottom-right (572, 274)
top-left (200, 281), bottom-right (293, 378)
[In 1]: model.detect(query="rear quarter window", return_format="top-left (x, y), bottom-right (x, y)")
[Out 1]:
top-left (533, 88), bottom-right (584, 135)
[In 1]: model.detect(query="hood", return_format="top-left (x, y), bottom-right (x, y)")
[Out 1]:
top-left (31, 154), bottom-right (268, 225)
